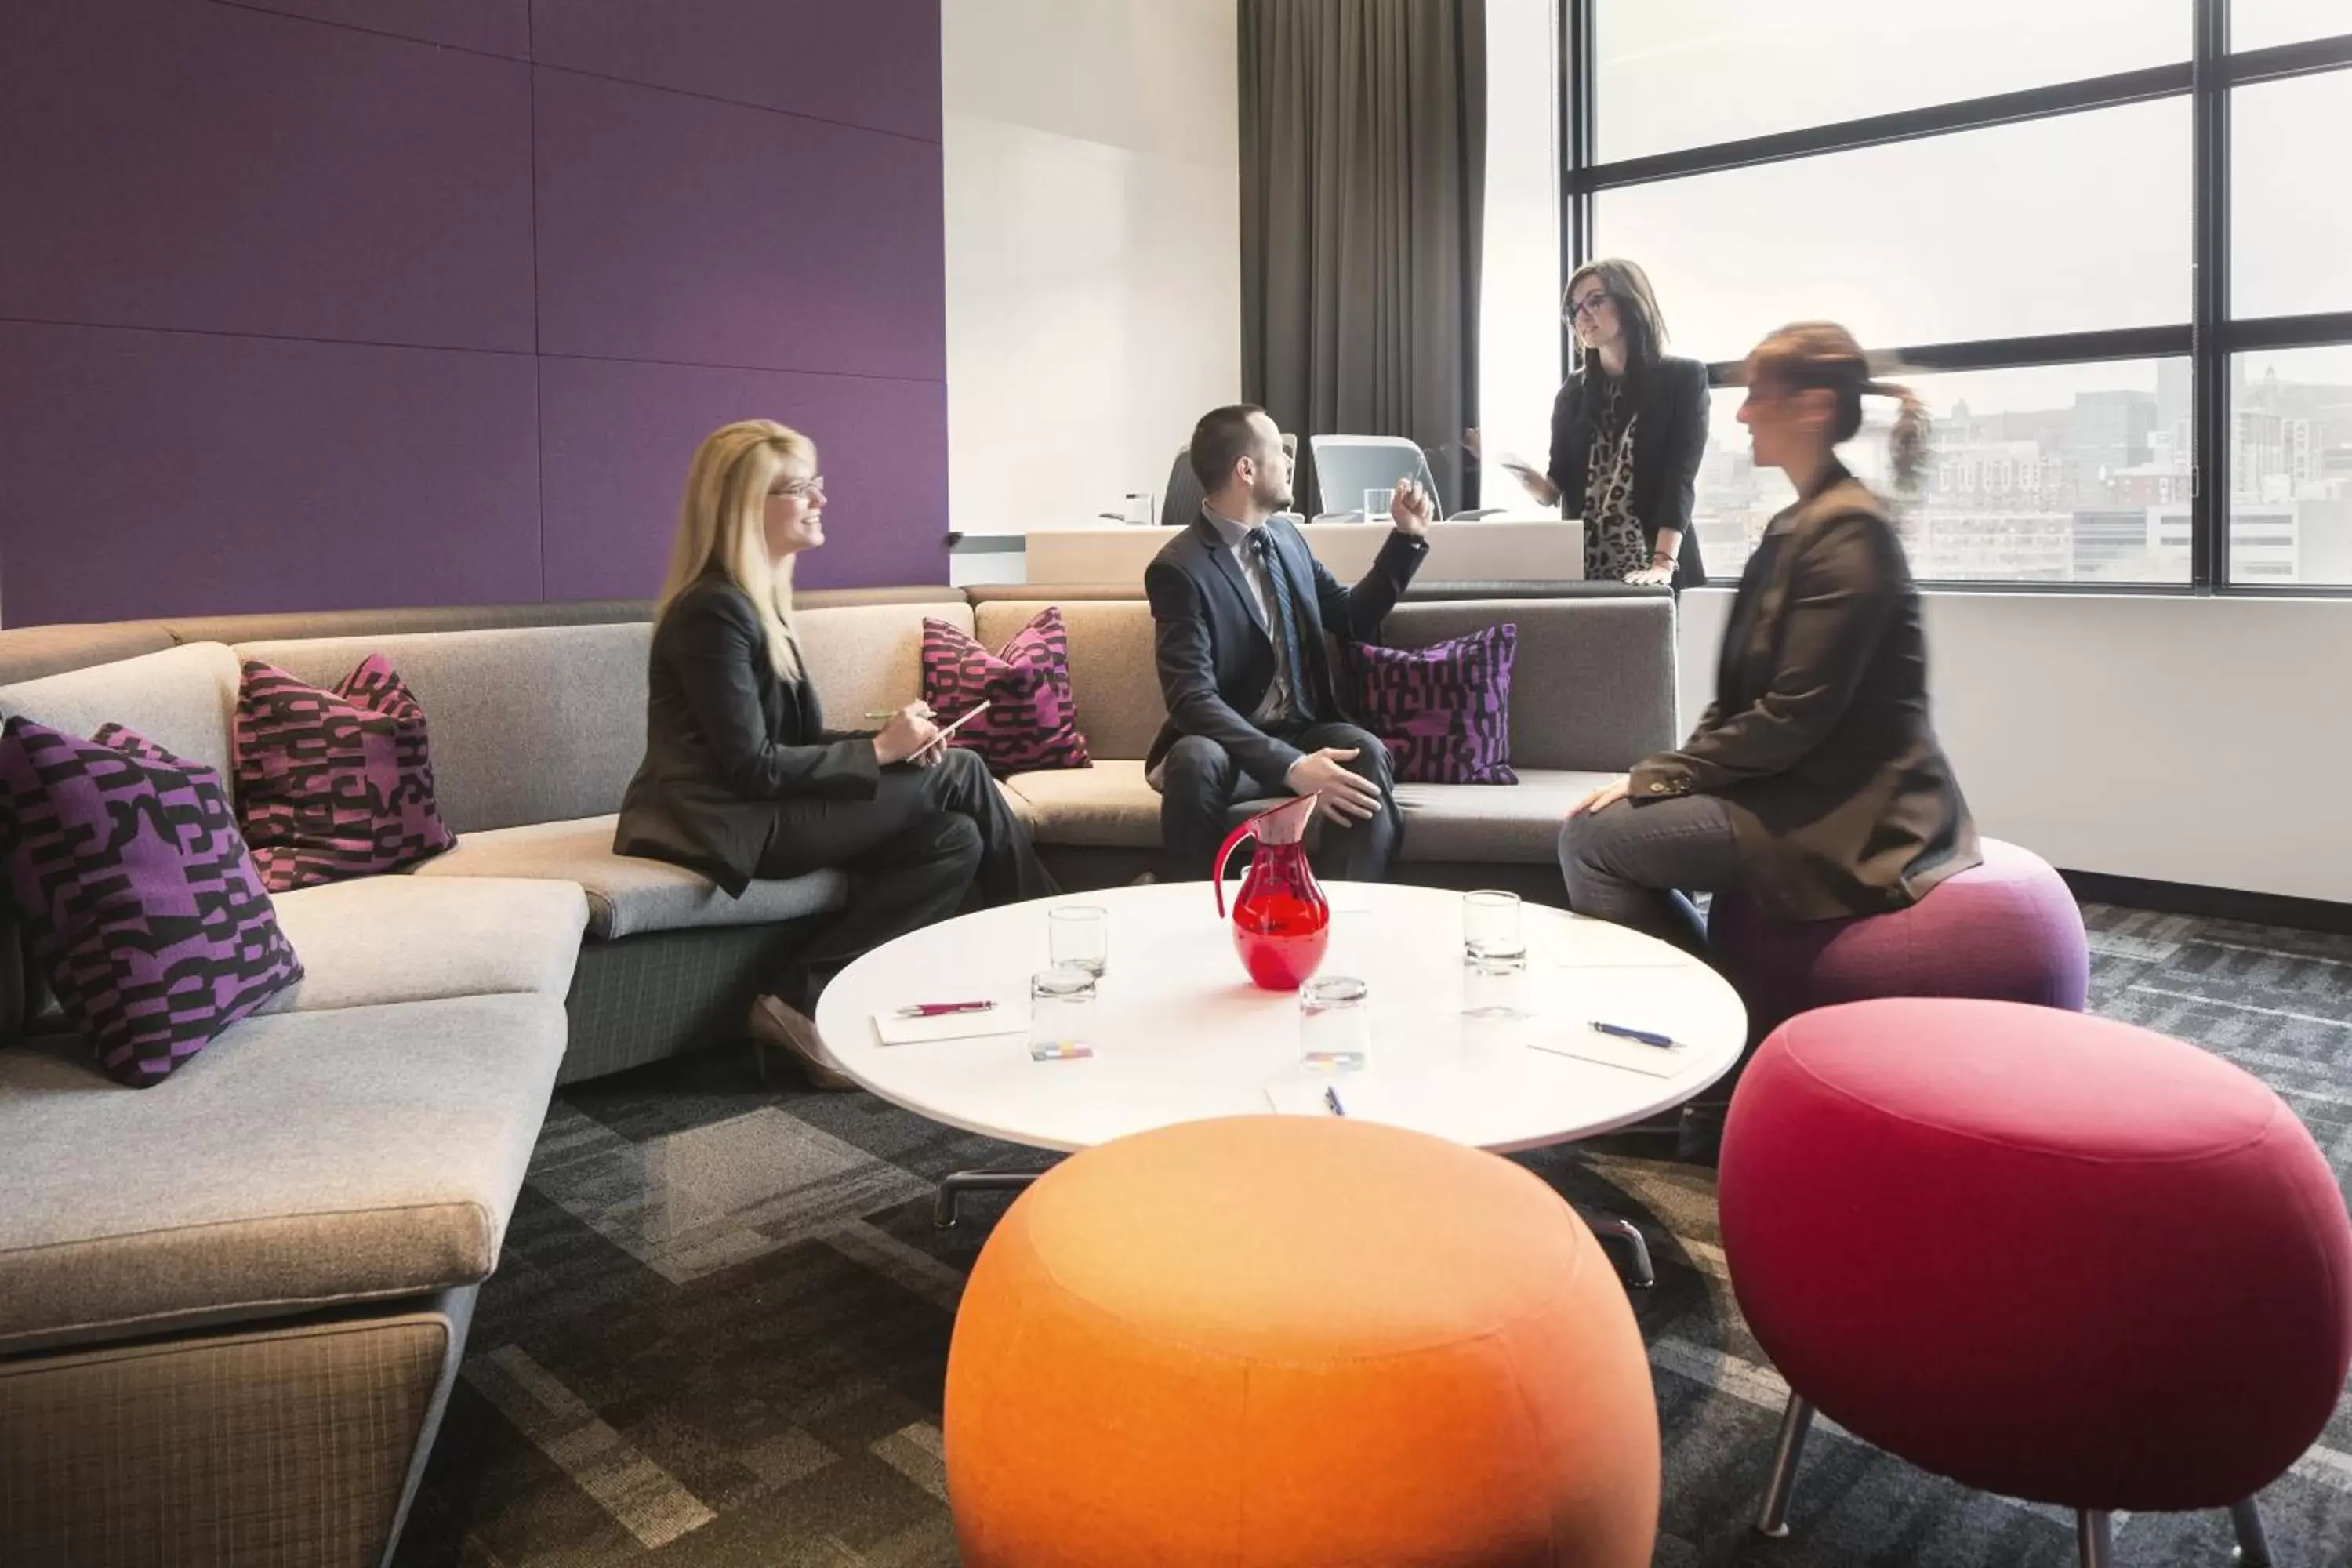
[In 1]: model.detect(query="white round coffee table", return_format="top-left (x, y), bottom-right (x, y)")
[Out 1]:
top-left (815, 881), bottom-right (1746, 1283)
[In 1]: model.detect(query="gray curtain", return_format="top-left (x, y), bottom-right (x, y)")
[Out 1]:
top-left (1240, 0), bottom-right (1486, 516)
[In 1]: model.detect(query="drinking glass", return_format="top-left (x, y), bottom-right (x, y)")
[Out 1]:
top-left (1300, 975), bottom-right (1370, 1071)
top-left (1463, 949), bottom-right (1530, 1019)
top-left (1363, 486), bottom-right (1390, 524)
top-left (1048, 904), bottom-right (1109, 976)
top-left (1029, 966), bottom-right (1099, 1057)
top-left (1463, 889), bottom-right (1526, 960)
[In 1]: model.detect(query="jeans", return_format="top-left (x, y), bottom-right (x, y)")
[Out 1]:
top-left (1556, 791), bottom-right (1744, 957)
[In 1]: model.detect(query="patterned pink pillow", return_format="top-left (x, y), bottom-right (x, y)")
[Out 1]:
top-left (234, 654), bottom-right (456, 891)
top-left (1342, 624), bottom-right (1519, 785)
top-left (0, 718), bottom-right (302, 1086)
top-left (919, 608), bottom-right (1092, 775)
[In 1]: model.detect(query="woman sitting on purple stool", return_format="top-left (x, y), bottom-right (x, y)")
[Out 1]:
top-left (1558, 323), bottom-right (1981, 1154)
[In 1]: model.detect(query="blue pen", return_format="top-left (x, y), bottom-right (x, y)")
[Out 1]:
top-left (1323, 1084), bottom-right (1348, 1116)
top-left (1590, 1020), bottom-right (1679, 1049)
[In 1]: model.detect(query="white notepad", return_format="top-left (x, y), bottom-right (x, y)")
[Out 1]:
top-left (1526, 1027), bottom-right (1693, 1078)
top-left (869, 1005), bottom-right (1029, 1047)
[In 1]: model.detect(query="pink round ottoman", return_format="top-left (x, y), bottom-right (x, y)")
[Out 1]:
top-left (1709, 838), bottom-right (2088, 1048)
top-left (1720, 997), bottom-right (2352, 1567)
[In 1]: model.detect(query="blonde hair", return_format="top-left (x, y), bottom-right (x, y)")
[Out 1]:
top-left (657, 419), bottom-right (815, 678)
top-left (1744, 321), bottom-right (1933, 489)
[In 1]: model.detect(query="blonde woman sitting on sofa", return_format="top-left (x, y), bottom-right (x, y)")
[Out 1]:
top-left (615, 419), bottom-right (1054, 1089)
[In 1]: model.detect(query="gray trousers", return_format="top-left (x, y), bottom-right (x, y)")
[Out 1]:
top-left (1556, 792), bottom-right (1744, 957)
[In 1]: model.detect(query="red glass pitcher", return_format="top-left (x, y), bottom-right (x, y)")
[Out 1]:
top-left (1212, 794), bottom-right (1329, 991)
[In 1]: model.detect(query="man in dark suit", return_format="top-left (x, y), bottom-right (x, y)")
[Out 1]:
top-left (1145, 404), bottom-right (1433, 880)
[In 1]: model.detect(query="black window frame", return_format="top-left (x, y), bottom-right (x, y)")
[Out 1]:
top-left (1559, 1), bottom-right (2352, 595)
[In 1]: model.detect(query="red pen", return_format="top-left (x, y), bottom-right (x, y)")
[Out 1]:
top-left (895, 1000), bottom-right (996, 1018)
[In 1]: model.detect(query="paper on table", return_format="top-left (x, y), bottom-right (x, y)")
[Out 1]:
top-left (870, 1004), bottom-right (1029, 1047)
top-left (1544, 915), bottom-right (1690, 969)
top-left (1526, 1025), bottom-right (1693, 1078)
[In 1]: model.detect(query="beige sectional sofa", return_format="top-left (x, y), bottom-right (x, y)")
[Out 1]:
top-left (0, 580), bottom-right (1674, 1566)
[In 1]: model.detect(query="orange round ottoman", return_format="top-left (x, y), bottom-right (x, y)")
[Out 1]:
top-left (942, 1116), bottom-right (1658, 1566)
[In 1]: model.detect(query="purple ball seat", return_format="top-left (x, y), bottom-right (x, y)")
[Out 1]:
top-left (1709, 838), bottom-right (2089, 1047)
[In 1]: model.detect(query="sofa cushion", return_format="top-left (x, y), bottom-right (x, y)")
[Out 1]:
top-left (1392, 769), bottom-right (1621, 862)
top-left (408, 815), bottom-right (844, 939)
top-left (1383, 599), bottom-right (1675, 772)
top-left (1005, 759), bottom-right (1614, 866)
top-left (0, 992), bottom-right (565, 1356)
top-left (235, 655), bottom-right (457, 891)
top-left (975, 599), bottom-right (1162, 761)
top-left (260, 875), bottom-right (587, 1014)
top-left (1, 720), bottom-right (303, 1087)
top-left (0, 642), bottom-right (242, 779)
top-left (232, 625), bottom-right (652, 836)
top-left (798, 600), bottom-right (974, 729)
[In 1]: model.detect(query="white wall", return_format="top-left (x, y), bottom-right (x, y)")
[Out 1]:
top-left (942, 0), bottom-right (1240, 536)
top-left (1676, 590), bottom-right (2352, 902)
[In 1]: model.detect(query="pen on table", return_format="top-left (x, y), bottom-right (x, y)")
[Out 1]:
top-left (895, 1000), bottom-right (996, 1018)
top-left (1589, 1020), bottom-right (1679, 1049)
top-left (1323, 1084), bottom-right (1348, 1117)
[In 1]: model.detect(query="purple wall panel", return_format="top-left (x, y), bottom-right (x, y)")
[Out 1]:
top-left (532, 0), bottom-right (942, 141)
top-left (0, 2), bottom-right (947, 627)
top-left (539, 356), bottom-right (948, 601)
top-left (533, 68), bottom-right (946, 380)
top-left (0, 324), bottom-right (542, 626)
top-left (0, 0), bottom-right (535, 352)
top-left (215, 0), bottom-right (532, 58)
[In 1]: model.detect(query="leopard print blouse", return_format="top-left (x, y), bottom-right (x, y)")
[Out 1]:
top-left (1581, 376), bottom-right (1650, 583)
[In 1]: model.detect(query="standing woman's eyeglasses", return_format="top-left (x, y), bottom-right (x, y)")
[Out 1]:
top-left (1565, 292), bottom-right (1614, 322)
top-left (771, 475), bottom-right (826, 499)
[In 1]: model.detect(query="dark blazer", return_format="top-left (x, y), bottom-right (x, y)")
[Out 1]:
top-left (1627, 467), bottom-right (1979, 920)
top-left (1547, 354), bottom-right (1711, 589)
top-left (1143, 514), bottom-right (1428, 782)
top-left (615, 573), bottom-right (879, 897)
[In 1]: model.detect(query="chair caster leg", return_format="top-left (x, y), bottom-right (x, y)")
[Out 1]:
top-left (932, 1170), bottom-right (1043, 1229)
top-left (1581, 1211), bottom-right (1655, 1288)
top-left (2230, 1497), bottom-right (2274, 1566)
top-left (1754, 1395), bottom-right (1814, 1538)
top-left (2078, 1509), bottom-right (2115, 1568)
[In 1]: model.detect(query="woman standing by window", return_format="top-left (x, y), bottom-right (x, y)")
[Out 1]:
top-left (1482, 257), bottom-right (1711, 589)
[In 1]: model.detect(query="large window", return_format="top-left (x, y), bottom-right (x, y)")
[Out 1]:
top-left (1564, 0), bottom-right (2352, 590)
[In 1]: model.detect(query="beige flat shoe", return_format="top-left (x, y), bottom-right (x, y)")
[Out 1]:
top-left (749, 994), bottom-right (859, 1092)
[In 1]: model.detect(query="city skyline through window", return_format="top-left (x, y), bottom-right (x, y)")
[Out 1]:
top-left (1559, 1), bottom-right (2352, 590)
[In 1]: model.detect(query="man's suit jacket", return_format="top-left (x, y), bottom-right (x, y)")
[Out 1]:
top-left (1628, 467), bottom-right (1979, 919)
top-left (615, 573), bottom-right (878, 897)
top-left (1546, 354), bottom-right (1711, 589)
top-left (1143, 514), bottom-right (1427, 784)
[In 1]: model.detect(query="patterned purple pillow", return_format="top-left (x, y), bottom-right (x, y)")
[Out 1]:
top-left (235, 654), bottom-right (456, 891)
top-left (919, 608), bottom-right (1093, 775)
top-left (1342, 624), bottom-right (1519, 785)
top-left (0, 718), bottom-right (303, 1087)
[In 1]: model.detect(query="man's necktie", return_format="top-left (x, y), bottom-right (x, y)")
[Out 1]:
top-left (1247, 528), bottom-right (1309, 720)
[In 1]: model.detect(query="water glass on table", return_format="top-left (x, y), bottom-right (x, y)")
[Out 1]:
top-left (1029, 966), bottom-right (1098, 1060)
top-left (1300, 975), bottom-right (1370, 1073)
top-left (1462, 890), bottom-right (1529, 1018)
top-left (1363, 487), bottom-right (1390, 524)
top-left (1048, 904), bottom-right (1109, 977)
